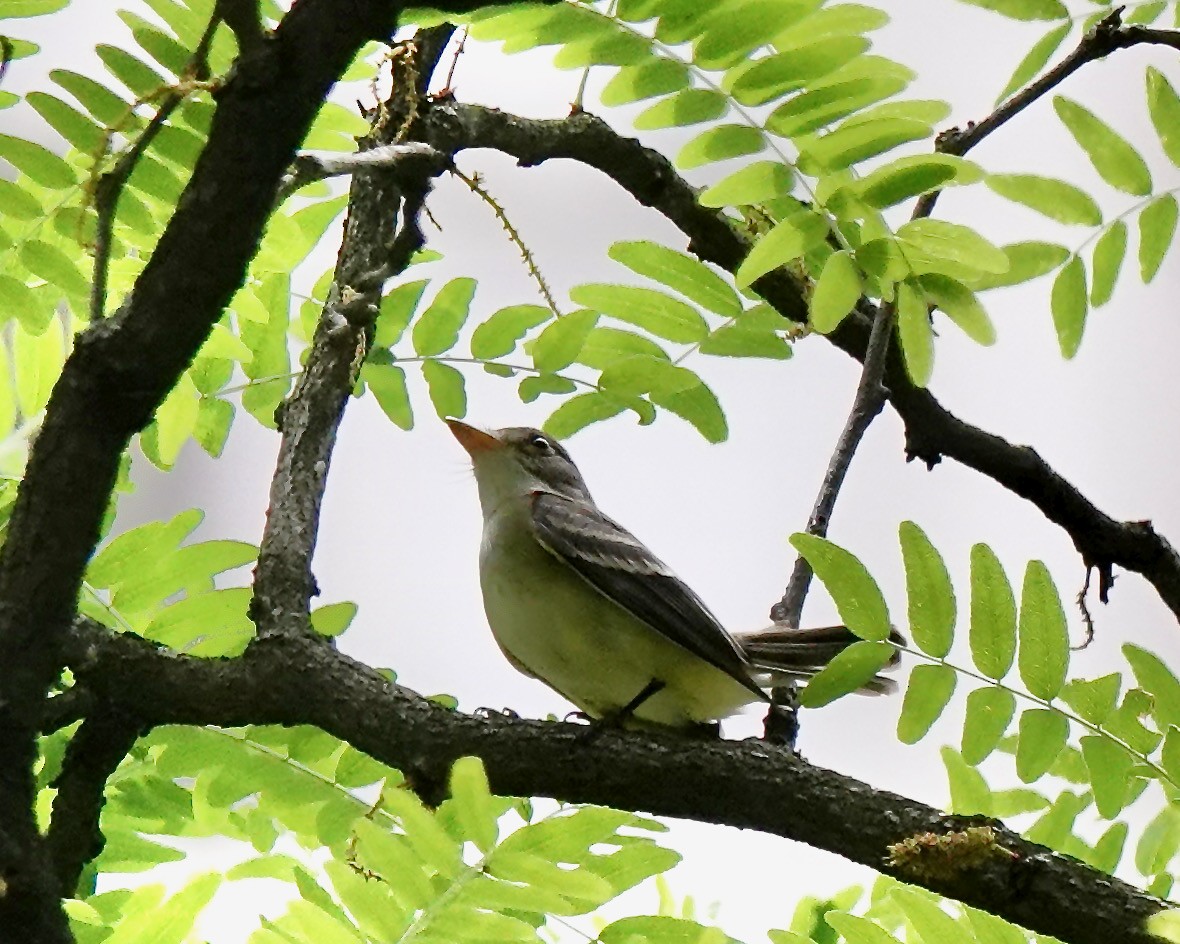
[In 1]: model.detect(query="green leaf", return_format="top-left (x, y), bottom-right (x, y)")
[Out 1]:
top-left (727, 37), bottom-right (868, 106)
top-left (102, 874), bottom-right (221, 944)
top-left (13, 318), bottom-right (64, 418)
top-left (735, 210), bottom-right (830, 287)
top-left (789, 533), bottom-right (891, 640)
top-left (448, 756), bottom-right (498, 854)
top-left (145, 587), bottom-right (254, 655)
top-left (824, 913), bottom-right (902, 944)
top-left (893, 888), bottom-right (967, 944)
top-left (1147, 67), bottom-right (1180, 167)
top-left (633, 88), bottom-right (727, 130)
top-left (21, 240), bottom-right (88, 297)
top-left (1017, 561), bottom-right (1069, 701)
top-left (942, 746), bottom-right (992, 814)
top-left (917, 274), bottom-right (995, 344)
top-left (986, 174), bottom-right (1101, 226)
top-left (1015, 709), bottom-right (1069, 782)
top-left (553, 29), bottom-right (650, 69)
top-left (600, 58), bottom-right (690, 106)
top-left (518, 372), bottom-right (576, 403)
top-left (1053, 96), bottom-right (1151, 196)
top-left (578, 327), bottom-right (670, 368)
top-left (570, 284), bottom-right (707, 343)
top-left (676, 124), bottom-right (765, 170)
top-left (799, 117), bottom-right (931, 173)
top-left (855, 154), bottom-right (983, 209)
top-left (698, 307), bottom-right (791, 359)
top-left (953, 0), bottom-right (1067, 19)
top-left (897, 664), bottom-right (956, 744)
top-left (897, 279), bottom-right (933, 386)
top-left (1123, 644), bottom-right (1180, 730)
top-left (969, 543), bottom-right (1016, 680)
top-left (1081, 736), bottom-right (1135, 818)
top-left (1089, 221), bottom-right (1126, 307)
top-left (310, 602), bottom-right (358, 639)
top-left (0, 0), bottom-right (69, 15)
top-left (609, 241), bottom-right (741, 316)
top-left (899, 521), bottom-right (955, 657)
top-left (692, 0), bottom-right (818, 69)
top-left (1060, 673), bottom-right (1121, 725)
top-left (544, 392), bottom-right (629, 439)
top-left (0, 179), bottom-right (44, 221)
top-left (412, 278), bottom-right (476, 356)
top-left (97, 43), bottom-right (166, 96)
top-left (1139, 195), bottom-right (1178, 283)
top-left (895, 218), bottom-right (1009, 281)
top-left (798, 640), bottom-right (896, 708)
top-left (962, 687), bottom-right (1016, 764)
top-left (0, 133), bottom-right (77, 188)
top-left (362, 363), bottom-right (413, 430)
top-left (26, 92), bottom-right (105, 152)
top-left (653, 372), bottom-right (727, 443)
top-left (470, 304), bottom-right (551, 359)
top-left (532, 310), bottom-right (600, 372)
top-left (52, 69), bottom-right (129, 125)
top-left (809, 249), bottom-right (861, 333)
top-left (974, 241), bottom-right (1069, 289)
top-left (374, 279), bottom-right (429, 349)
top-left (996, 24), bottom-right (1070, 103)
top-left (1050, 255), bottom-right (1087, 358)
top-left (766, 71), bottom-right (913, 138)
top-left (698, 161), bottom-right (794, 208)
top-left (1137, 805), bottom-right (1180, 875)
top-left (421, 360), bottom-right (467, 420)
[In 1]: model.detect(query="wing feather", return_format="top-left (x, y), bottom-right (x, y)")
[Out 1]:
top-left (529, 491), bottom-right (763, 699)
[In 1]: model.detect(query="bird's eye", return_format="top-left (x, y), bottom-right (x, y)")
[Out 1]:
top-left (530, 434), bottom-right (551, 452)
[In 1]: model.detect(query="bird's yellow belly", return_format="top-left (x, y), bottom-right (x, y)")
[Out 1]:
top-left (478, 526), bottom-right (756, 728)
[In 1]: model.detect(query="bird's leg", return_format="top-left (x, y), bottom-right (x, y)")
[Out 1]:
top-left (597, 678), bottom-right (666, 728)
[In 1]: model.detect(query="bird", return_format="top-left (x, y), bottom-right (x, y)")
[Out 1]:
top-left (447, 419), bottom-right (900, 731)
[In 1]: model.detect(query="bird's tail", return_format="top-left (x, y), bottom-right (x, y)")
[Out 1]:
top-left (732, 623), bottom-right (906, 696)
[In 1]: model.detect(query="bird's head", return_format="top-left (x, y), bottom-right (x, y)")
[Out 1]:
top-left (447, 420), bottom-right (593, 511)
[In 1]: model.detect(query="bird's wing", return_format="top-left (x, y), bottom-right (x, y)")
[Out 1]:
top-left (529, 490), bottom-right (763, 699)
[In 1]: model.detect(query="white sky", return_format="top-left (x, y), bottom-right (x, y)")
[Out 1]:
top-left (7, 1), bottom-right (1180, 940)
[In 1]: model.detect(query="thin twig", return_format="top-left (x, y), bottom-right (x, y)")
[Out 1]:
top-left (771, 302), bottom-right (894, 626)
top-left (914, 8), bottom-right (1178, 217)
top-left (451, 166), bottom-right (563, 316)
top-left (1075, 565), bottom-right (1096, 650)
top-left (276, 143), bottom-right (446, 203)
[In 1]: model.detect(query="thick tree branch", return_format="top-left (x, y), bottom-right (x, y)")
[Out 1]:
top-left (0, 2), bottom-right (536, 938)
top-left (253, 85), bottom-right (448, 640)
top-left (44, 710), bottom-right (145, 897)
top-left (409, 102), bottom-right (1180, 621)
top-left (63, 617), bottom-right (1167, 944)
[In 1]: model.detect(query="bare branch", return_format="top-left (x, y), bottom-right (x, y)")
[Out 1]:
top-left (276, 143), bottom-right (446, 202)
top-left (772, 301), bottom-right (894, 626)
top-left (64, 616), bottom-right (1168, 944)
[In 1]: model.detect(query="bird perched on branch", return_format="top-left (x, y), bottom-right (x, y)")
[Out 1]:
top-left (448, 420), bottom-right (901, 732)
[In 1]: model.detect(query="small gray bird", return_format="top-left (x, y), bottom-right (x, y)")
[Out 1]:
top-left (448, 420), bottom-right (899, 730)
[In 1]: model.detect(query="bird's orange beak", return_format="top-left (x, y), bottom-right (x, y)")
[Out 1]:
top-left (446, 419), bottom-right (502, 456)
